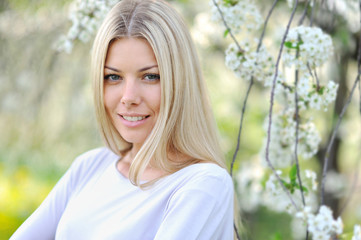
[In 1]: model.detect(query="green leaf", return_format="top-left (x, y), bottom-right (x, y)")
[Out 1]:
top-left (284, 41), bottom-right (294, 49)
top-left (261, 174), bottom-right (269, 189)
top-left (317, 86), bottom-right (325, 94)
top-left (301, 186), bottom-right (308, 193)
top-left (281, 179), bottom-right (293, 191)
top-left (295, 184), bottom-right (309, 194)
top-left (289, 164), bottom-right (297, 184)
top-left (236, 51), bottom-right (244, 58)
top-left (223, 29), bottom-right (229, 38)
top-left (223, 0), bottom-right (238, 6)
top-left (284, 40), bottom-right (304, 50)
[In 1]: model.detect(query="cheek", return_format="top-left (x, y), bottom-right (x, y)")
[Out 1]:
top-left (103, 86), bottom-right (117, 111)
top-left (153, 87), bottom-right (161, 114)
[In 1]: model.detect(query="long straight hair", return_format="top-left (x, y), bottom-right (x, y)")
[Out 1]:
top-left (91, 0), bottom-right (226, 186)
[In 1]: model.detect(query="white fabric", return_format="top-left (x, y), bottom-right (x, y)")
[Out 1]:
top-left (11, 147), bottom-right (234, 240)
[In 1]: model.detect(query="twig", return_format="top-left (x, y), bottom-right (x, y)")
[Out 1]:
top-left (257, 0), bottom-right (279, 51)
top-left (298, 0), bottom-right (309, 26)
top-left (333, 0), bottom-right (361, 213)
top-left (230, 0), bottom-right (279, 176)
top-left (265, 0), bottom-right (300, 211)
top-left (230, 79), bottom-right (253, 176)
top-left (320, 1), bottom-right (361, 203)
top-left (306, 63), bottom-right (320, 90)
top-left (234, 223), bottom-right (241, 240)
top-left (294, 44), bottom-right (308, 240)
top-left (211, 0), bottom-right (244, 53)
top-left (313, 68), bottom-right (320, 90)
top-left (320, 72), bottom-right (361, 204)
top-left (294, 68), bottom-right (306, 206)
top-left (293, 1), bottom-right (314, 211)
top-left (309, 0), bottom-right (315, 26)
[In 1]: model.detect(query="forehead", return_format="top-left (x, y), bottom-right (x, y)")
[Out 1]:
top-left (105, 38), bottom-right (157, 67)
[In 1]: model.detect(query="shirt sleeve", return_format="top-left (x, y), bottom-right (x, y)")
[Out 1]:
top-left (9, 148), bottom-right (109, 240)
top-left (154, 172), bottom-right (234, 240)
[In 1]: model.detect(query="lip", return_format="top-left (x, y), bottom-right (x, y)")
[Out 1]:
top-left (117, 113), bottom-right (150, 128)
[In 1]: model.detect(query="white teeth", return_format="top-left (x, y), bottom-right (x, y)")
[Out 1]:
top-left (123, 116), bottom-right (146, 122)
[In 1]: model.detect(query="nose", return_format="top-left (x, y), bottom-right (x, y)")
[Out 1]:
top-left (121, 78), bottom-right (141, 107)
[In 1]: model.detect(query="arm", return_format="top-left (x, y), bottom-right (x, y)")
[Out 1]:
top-left (154, 173), bottom-right (234, 240)
top-left (9, 161), bottom-right (82, 240)
top-left (8, 148), bottom-right (103, 240)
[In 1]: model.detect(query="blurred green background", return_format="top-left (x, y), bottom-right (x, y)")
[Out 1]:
top-left (1, 0), bottom-right (360, 239)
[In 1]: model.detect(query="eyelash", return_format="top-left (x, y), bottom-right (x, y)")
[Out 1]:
top-left (143, 74), bottom-right (160, 81)
top-left (104, 74), bottom-right (120, 82)
top-left (104, 74), bottom-right (160, 82)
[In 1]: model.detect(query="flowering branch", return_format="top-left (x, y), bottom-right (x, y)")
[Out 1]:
top-left (211, 0), bottom-right (244, 53)
top-left (294, 69), bottom-right (306, 206)
top-left (230, 80), bottom-right (253, 177)
top-left (230, 0), bottom-right (279, 176)
top-left (307, 63), bottom-right (320, 90)
top-left (297, 0), bottom-right (309, 26)
top-left (309, 0), bottom-right (315, 26)
top-left (257, 0), bottom-right (279, 51)
top-left (320, 4), bottom-right (361, 204)
top-left (265, 0), bottom-right (300, 211)
top-left (292, 1), bottom-right (319, 210)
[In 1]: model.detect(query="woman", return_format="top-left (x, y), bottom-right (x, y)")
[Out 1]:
top-left (11, 0), bottom-right (234, 239)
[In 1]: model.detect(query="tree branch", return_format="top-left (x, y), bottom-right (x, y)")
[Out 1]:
top-left (265, 0), bottom-right (300, 211)
top-left (320, 1), bottom-right (361, 204)
top-left (230, 79), bottom-right (253, 176)
top-left (230, 0), bottom-right (279, 176)
top-left (294, 70), bottom-right (306, 206)
top-left (211, 0), bottom-right (244, 53)
top-left (307, 63), bottom-right (320, 90)
top-left (298, 0), bottom-right (309, 26)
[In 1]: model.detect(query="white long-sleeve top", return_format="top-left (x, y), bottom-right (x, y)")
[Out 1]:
top-left (10, 147), bottom-right (234, 240)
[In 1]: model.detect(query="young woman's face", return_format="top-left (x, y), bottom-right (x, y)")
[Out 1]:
top-left (104, 38), bottom-right (161, 150)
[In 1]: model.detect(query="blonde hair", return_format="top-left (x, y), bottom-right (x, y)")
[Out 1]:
top-left (91, 0), bottom-right (226, 186)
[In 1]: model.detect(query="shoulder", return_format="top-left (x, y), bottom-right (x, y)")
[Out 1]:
top-left (74, 147), bottom-right (118, 163)
top-left (176, 163), bottom-right (232, 184)
top-left (71, 147), bottom-right (118, 169)
top-left (66, 147), bottom-right (119, 183)
top-left (166, 163), bottom-right (233, 200)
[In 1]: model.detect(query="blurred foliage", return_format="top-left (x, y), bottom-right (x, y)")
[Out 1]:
top-left (1, 0), bottom-right (360, 239)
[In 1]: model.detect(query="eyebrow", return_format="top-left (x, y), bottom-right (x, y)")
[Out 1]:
top-left (104, 65), bottom-right (158, 73)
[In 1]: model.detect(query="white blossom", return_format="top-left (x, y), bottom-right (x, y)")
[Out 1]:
top-left (263, 171), bottom-right (318, 214)
top-left (282, 26), bottom-right (333, 70)
top-left (264, 170), bottom-right (296, 213)
top-left (277, 74), bottom-right (339, 112)
top-left (210, 0), bottom-right (263, 33)
top-left (305, 170), bottom-right (318, 191)
top-left (261, 109), bottom-right (321, 168)
top-left (235, 159), bottom-right (264, 212)
top-left (302, 80), bottom-right (338, 111)
top-left (287, 0), bottom-right (294, 8)
top-left (296, 205), bottom-right (344, 239)
top-left (225, 40), bottom-right (275, 84)
top-left (352, 225), bottom-right (361, 240)
top-left (56, 0), bottom-right (119, 53)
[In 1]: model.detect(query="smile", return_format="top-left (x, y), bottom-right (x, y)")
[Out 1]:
top-left (121, 115), bottom-right (149, 122)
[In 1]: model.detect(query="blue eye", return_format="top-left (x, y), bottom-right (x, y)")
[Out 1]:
top-left (144, 74), bottom-right (160, 81)
top-left (104, 74), bottom-right (121, 82)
